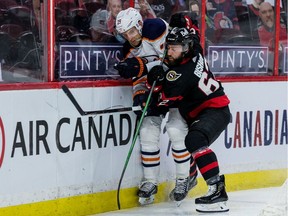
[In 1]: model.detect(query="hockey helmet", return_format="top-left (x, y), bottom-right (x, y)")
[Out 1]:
top-left (115, 7), bottom-right (143, 34)
top-left (166, 27), bottom-right (194, 54)
top-left (166, 27), bottom-right (194, 45)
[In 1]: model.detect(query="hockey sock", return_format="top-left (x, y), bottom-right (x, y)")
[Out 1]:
top-left (193, 147), bottom-right (219, 181)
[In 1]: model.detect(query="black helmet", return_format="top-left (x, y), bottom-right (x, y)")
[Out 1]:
top-left (166, 27), bottom-right (194, 45)
top-left (166, 27), bottom-right (194, 55)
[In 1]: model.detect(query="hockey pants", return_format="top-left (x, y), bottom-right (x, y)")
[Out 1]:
top-left (139, 108), bottom-right (190, 184)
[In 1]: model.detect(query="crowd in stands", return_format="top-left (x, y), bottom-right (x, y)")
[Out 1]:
top-left (55, 0), bottom-right (176, 43)
top-left (53, 0), bottom-right (288, 47)
top-left (0, 0), bottom-right (286, 53)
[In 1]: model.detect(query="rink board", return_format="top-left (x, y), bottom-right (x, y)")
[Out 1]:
top-left (0, 81), bottom-right (287, 216)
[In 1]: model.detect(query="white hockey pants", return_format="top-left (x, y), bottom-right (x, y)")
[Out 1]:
top-left (166, 108), bottom-right (190, 179)
top-left (139, 108), bottom-right (190, 184)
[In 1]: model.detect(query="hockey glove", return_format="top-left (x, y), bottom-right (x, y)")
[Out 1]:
top-left (114, 57), bottom-right (148, 79)
top-left (147, 65), bottom-right (165, 87)
top-left (169, 11), bottom-right (199, 30)
top-left (133, 91), bottom-right (148, 117)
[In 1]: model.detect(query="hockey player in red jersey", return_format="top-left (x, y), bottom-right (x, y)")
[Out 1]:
top-left (114, 8), bottom-right (197, 205)
top-left (147, 26), bottom-right (231, 212)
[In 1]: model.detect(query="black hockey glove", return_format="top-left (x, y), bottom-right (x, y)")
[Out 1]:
top-left (133, 91), bottom-right (168, 117)
top-left (114, 57), bottom-right (148, 79)
top-left (169, 11), bottom-right (199, 30)
top-left (147, 65), bottom-right (165, 87)
top-left (133, 91), bottom-right (148, 117)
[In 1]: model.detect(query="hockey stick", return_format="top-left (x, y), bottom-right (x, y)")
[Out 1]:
top-left (116, 49), bottom-right (167, 210)
top-left (117, 80), bottom-right (157, 210)
top-left (61, 84), bottom-right (141, 115)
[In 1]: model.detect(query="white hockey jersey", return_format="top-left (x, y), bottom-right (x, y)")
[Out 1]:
top-left (122, 18), bottom-right (169, 98)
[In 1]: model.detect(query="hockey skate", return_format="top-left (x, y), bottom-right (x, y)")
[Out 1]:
top-left (169, 175), bottom-right (197, 207)
top-left (138, 181), bottom-right (158, 206)
top-left (195, 175), bottom-right (229, 213)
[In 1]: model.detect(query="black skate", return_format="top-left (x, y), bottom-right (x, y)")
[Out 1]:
top-left (169, 175), bottom-right (197, 206)
top-left (195, 175), bottom-right (229, 213)
top-left (138, 181), bottom-right (157, 206)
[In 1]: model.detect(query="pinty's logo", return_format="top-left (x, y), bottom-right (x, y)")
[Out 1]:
top-left (0, 117), bottom-right (5, 168)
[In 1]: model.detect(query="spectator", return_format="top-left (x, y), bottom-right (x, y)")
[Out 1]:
top-left (188, 0), bottom-right (200, 17)
top-left (90, 9), bottom-right (118, 42)
top-left (206, 0), bottom-right (239, 30)
top-left (206, 0), bottom-right (241, 43)
top-left (134, 0), bottom-right (156, 20)
top-left (188, 0), bottom-right (202, 27)
top-left (247, 0), bottom-right (265, 40)
top-left (106, 0), bottom-right (126, 42)
top-left (187, 0), bottom-right (204, 30)
top-left (258, 2), bottom-right (287, 49)
top-left (107, 0), bottom-right (122, 34)
top-left (257, 2), bottom-right (287, 73)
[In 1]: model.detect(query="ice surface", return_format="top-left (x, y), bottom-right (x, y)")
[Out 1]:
top-left (92, 186), bottom-right (287, 216)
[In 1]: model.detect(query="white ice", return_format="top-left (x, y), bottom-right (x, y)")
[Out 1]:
top-left (92, 186), bottom-right (287, 216)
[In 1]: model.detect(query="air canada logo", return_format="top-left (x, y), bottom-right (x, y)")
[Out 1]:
top-left (0, 117), bottom-right (5, 168)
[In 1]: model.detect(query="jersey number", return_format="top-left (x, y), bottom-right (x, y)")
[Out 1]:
top-left (199, 72), bottom-right (220, 95)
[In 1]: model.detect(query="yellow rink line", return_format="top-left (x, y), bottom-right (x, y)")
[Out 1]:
top-left (0, 169), bottom-right (287, 216)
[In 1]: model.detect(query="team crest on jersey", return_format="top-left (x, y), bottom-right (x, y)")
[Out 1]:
top-left (166, 71), bottom-right (181, 81)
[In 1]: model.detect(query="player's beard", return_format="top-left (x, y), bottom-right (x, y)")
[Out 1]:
top-left (166, 54), bottom-right (183, 66)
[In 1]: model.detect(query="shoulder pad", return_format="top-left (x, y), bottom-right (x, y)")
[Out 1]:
top-left (142, 18), bottom-right (168, 40)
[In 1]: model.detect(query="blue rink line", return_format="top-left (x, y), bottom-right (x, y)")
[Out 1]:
top-left (92, 184), bottom-right (288, 216)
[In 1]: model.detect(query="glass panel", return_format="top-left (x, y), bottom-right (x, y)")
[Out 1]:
top-left (205, 0), bottom-right (242, 45)
top-left (55, 0), bottom-right (191, 81)
top-left (55, 0), bottom-right (126, 81)
top-left (204, 0), bottom-right (283, 76)
top-left (0, 0), bottom-right (45, 83)
top-left (54, 0), bottom-right (285, 79)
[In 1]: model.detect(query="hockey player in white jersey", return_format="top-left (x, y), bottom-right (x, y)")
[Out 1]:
top-left (114, 7), bottom-right (197, 205)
